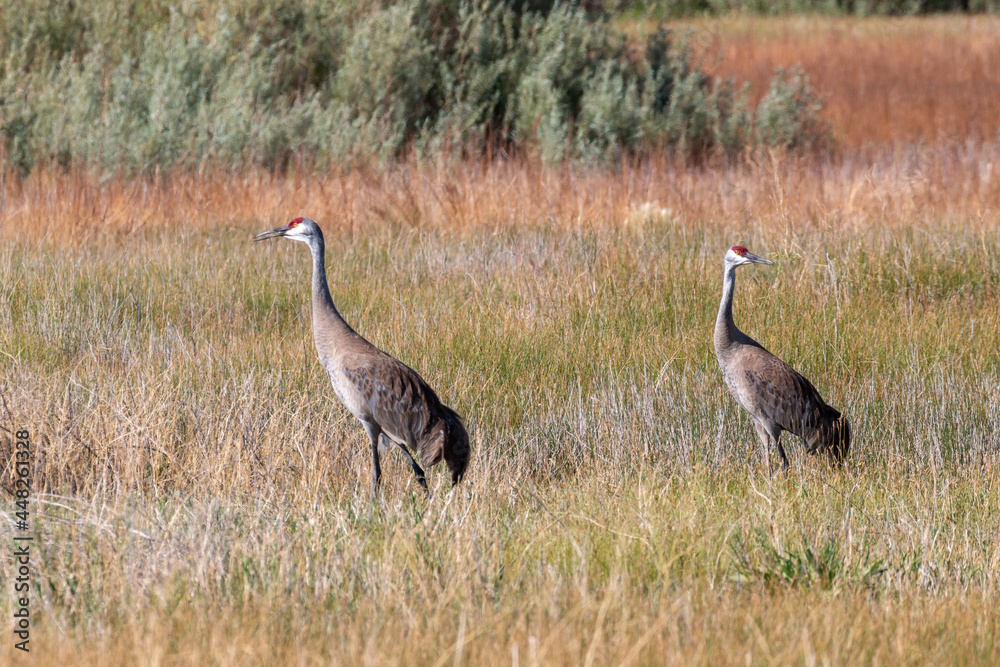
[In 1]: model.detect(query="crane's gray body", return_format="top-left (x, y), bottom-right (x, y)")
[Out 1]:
top-left (256, 218), bottom-right (470, 492)
top-left (713, 248), bottom-right (850, 468)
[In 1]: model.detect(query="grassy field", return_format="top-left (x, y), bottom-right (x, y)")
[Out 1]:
top-left (3, 15), bottom-right (1000, 666)
top-left (660, 15), bottom-right (1000, 149)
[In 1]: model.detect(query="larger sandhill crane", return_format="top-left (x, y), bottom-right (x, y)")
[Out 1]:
top-left (255, 217), bottom-right (470, 493)
top-left (714, 246), bottom-right (851, 470)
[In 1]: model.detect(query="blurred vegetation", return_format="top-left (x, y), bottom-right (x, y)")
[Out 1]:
top-left (635, 0), bottom-right (994, 18)
top-left (0, 0), bottom-right (830, 175)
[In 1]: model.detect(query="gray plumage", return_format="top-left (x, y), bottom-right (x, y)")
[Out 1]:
top-left (714, 246), bottom-right (850, 469)
top-left (255, 217), bottom-right (470, 492)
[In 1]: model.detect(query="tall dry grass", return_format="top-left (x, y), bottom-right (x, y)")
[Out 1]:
top-left (681, 15), bottom-right (1000, 149)
top-left (4, 141), bottom-right (1000, 242)
top-left (3, 144), bottom-right (1000, 663)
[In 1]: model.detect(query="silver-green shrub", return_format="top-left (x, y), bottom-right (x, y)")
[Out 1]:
top-left (0, 0), bottom-right (828, 174)
top-left (754, 65), bottom-right (829, 153)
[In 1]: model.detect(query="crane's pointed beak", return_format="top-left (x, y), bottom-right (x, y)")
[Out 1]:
top-left (746, 252), bottom-right (773, 265)
top-left (253, 226), bottom-right (286, 242)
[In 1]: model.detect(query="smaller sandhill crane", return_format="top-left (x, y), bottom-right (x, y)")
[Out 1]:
top-left (255, 217), bottom-right (470, 493)
top-left (714, 246), bottom-right (850, 469)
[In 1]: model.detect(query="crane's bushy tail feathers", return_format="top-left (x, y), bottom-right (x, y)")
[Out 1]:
top-left (441, 406), bottom-right (470, 485)
top-left (803, 411), bottom-right (851, 464)
top-left (415, 405), bottom-right (471, 486)
top-left (826, 415), bottom-right (851, 464)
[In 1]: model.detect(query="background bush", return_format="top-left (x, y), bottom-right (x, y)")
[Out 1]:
top-left (0, 0), bottom-right (829, 174)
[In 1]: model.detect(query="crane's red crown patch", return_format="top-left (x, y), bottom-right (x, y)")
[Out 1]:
top-left (289, 217), bottom-right (304, 228)
top-left (731, 246), bottom-right (747, 256)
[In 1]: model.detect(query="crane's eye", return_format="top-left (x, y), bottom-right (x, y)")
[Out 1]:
top-left (288, 217), bottom-right (303, 229)
top-left (731, 246), bottom-right (747, 256)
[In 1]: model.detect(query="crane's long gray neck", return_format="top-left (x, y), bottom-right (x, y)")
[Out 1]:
top-left (308, 235), bottom-right (355, 345)
top-left (714, 264), bottom-right (738, 356)
top-left (309, 234), bottom-right (337, 313)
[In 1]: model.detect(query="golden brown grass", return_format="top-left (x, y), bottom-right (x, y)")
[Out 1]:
top-left (3, 16), bottom-right (1000, 667)
top-left (4, 141), bottom-right (1000, 242)
top-left (667, 15), bottom-right (1000, 150)
top-left (3, 144), bottom-right (1000, 663)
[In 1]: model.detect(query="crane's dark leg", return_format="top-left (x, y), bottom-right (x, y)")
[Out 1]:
top-left (362, 420), bottom-right (382, 494)
top-left (395, 439), bottom-right (429, 493)
top-left (774, 432), bottom-right (790, 471)
top-left (753, 420), bottom-right (774, 472)
top-left (756, 421), bottom-right (790, 474)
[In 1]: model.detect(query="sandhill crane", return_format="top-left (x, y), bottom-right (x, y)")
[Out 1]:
top-left (254, 217), bottom-right (470, 493)
top-left (714, 246), bottom-right (851, 470)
